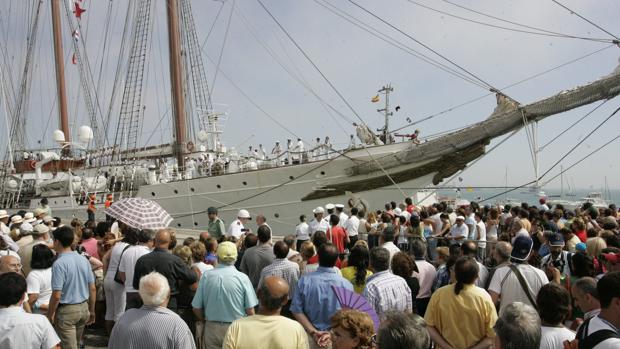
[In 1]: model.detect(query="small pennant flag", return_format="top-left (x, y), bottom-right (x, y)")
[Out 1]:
top-left (73, 2), bottom-right (86, 19)
top-left (72, 53), bottom-right (77, 65)
top-left (371, 94), bottom-right (380, 103)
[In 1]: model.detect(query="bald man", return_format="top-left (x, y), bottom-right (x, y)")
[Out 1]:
top-left (0, 255), bottom-right (22, 274)
top-left (132, 229), bottom-right (197, 312)
top-left (222, 276), bottom-right (309, 349)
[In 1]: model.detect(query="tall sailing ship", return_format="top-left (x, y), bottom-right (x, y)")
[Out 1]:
top-left (1, 1), bottom-right (619, 234)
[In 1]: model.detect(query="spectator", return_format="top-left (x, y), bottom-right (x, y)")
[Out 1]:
top-left (573, 271), bottom-right (620, 347)
top-left (240, 225), bottom-right (275, 289)
top-left (132, 229), bottom-right (198, 312)
top-left (363, 247), bottom-right (412, 318)
top-left (541, 233), bottom-right (572, 279)
top-left (0, 255), bottom-right (22, 274)
top-left (108, 272), bottom-right (195, 349)
top-left (345, 207), bottom-right (360, 249)
top-left (488, 235), bottom-right (549, 309)
top-left (119, 227), bottom-right (154, 310)
top-left (425, 256), bottom-right (497, 349)
top-left (460, 241), bottom-right (489, 288)
top-left (257, 241), bottom-right (300, 317)
top-left (537, 283), bottom-right (575, 349)
top-left (189, 240), bottom-right (212, 276)
top-left (102, 226), bottom-right (136, 334)
top-left (284, 235), bottom-right (302, 264)
top-left (327, 214), bottom-right (348, 255)
top-left (571, 277), bottom-right (601, 323)
top-left (494, 302), bottom-right (541, 349)
top-left (47, 226), bottom-right (96, 349)
top-left (26, 244), bottom-right (54, 314)
top-left (411, 240), bottom-right (436, 316)
top-left (0, 272), bottom-right (60, 348)
top-left (192, 241), bottom-right (258, 349)
top-left (295, 214), bottom-right (310, 252)
top-left (80, 228), bottom-right (99, 260)
top-left (376, 311), bottom-right (430, 349)
top-left (299, 241), bottom-right (316, 274)
top-left (433, 246), bottom-right (456, 292)
top-left (391, 252), bottom-right (420, 313)
top-left (18, 223), bottom-right (50, 276)
top-left (341, 244), bottom-right (372, 294)
top-left (204, 237), bottom-right (219, 266)
top-left (223, 276), bottom-right (308, 349)
top-left (292, 242), bottom-right (353, 349)
top-left (379, 225), bottom-right (400, 266)
top-left (484, 241), bottom-right (512, 289)
top-left (448, 215), bottom-right (468, 245)
top-left (328, 309), bottom-right (374, 349)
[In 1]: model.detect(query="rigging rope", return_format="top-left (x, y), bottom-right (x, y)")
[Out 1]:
top-left (550, 0), bottom-right (620, 42)
top-left (408, 0), bottom-right (615, 44)
top-left (209, 0), bottom-right (235, 94)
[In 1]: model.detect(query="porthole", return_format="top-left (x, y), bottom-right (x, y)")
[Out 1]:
top-left (320, 171), bottom-right (325, 175)
top-left (190, 188), bottom-right (195, 192)
top-left (216, 184), bottom-right (221, 189)
top-left (242, 181), bottom-right (247, 185)
top-left (194, 222), bottom-right (198, 226)
top-left (177, 223), bottom-right (181, 227)
top-left (54, 201), bottom-right (57, 204)
top-left (151, 192), bottom-right (156, 196)
top-left (63, 200), bottom-right (66, 204)
top-left (274, 213), bottom-right (280, 218)
top-left (174, 189), bottom-right (178, 194)
top-left (289, 176), bottom-right (294, 180)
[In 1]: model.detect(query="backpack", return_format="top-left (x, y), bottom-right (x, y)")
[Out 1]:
top-left (563, 317), bottom-right (620, 349)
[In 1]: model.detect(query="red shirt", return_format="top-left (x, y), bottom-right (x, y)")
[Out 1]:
top-left (307, 254), bottom-right (342, 268)
top-left (327, 226), bottom-right (347, 253)
top-left (575, 230), bottom-right (587, 243)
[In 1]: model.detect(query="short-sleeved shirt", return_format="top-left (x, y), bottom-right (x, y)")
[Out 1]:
top-left (0, 307), bottom-right (60, 349)
top-left (258, 259), bottom-right (300, 299)
top-left (326, 226), bottom-right (347, 253)
top-left (26, 268), bottom-right (53, 309)
top-left (227, 219), bottom-right (245, 239)
top-left (425, 284), bottom-right (497, 349)
top-left (291, 266), bottom-right (353, 331)
top-left (363, 270), bottom-right (412, 318)
top-left (487, 263), bottom-right (548, 310)
top-left (345, 216), bottom-right (360, 237)
top-left (295, 222), bottom-right (310, 241)
top-left (340, 266), bottom-right (372, 294)
top-left (223, 315), bottom-right (308, 349)
top-left (191, 264), bottom-right (258, 323)
top-left (308, 218), bottom-right (329, 236)
top-left (539, 326), bottom-right (574, 349)
top-left (51, 251), bottom-right (94, 304)
top-left (207, 218), bottom-right (226, 239)
top-left (239, 244), bottom-right (275, 289)
top-left (118, 245), bottom-right (151, 293)
top-left (414, 260), bottom-right (437, 299)
top-left (582, 315), bottom-right (620, 349)
top-left (450, 224), bottom-right (469, 241)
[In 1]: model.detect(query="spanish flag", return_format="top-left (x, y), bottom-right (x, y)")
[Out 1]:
top-left (371, 94), bottom-right (380, 103)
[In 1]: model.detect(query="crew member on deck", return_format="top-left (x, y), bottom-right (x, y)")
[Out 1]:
top-left (87, 194), bottom-right (96, 222)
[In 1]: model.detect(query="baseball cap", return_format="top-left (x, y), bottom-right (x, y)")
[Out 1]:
top-left (0, 210), bottom-right (8, 219)
top-left (511, 235), bottom-right (533, 261)
top-left (575, 242), bottom-right (587, 253)
top-left (217, 241), bottom-right (238, 262)
top-left (325, 203), bottom-right (335, 210)
top-left (207, 207), bottom-right (218, 214)
top-left (601, 253), bottom-right (620, 264)
top-left (548, 233), bottom-right (565, 247)
top-left (313, 207), bottom-right (325, 214)
top-left (237, 209), bottom-right (251, 219)
top-left (393, 208), bottom-right (402, 216)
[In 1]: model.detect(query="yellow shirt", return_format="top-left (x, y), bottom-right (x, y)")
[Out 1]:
top-left (424, 284), bottom-right (497, 349)
top-left (340, 267), bottom-right (373, 294)
top-left (222, 314), bottom-right (309, 349)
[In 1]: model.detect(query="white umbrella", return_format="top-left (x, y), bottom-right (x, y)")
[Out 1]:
top-left (106, 197), bottom-right (173, 230)
top-left (455, 198), bottom-right (471, 207)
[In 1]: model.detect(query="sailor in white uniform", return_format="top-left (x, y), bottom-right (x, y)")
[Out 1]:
top-left (323, 137), bottom-right (332, 159)
top-left (286, 139), bottom-right (292, 165)
top-left (271, 141), bottom-right (282, 165)
top-left (325, 203), bottom-right (336, 218)
top-left (257, 144), bottom-right (267, 160)
top-left (292, 138), bottom-right (304, 164)
top-left (227, 209), bottom-right (252, 240)
top-left (336, 204), bottom-right (348, 228)
top-left (308, 207), bottom-right (330, 236)
top-left (312, 137), bottom-right (322, 161)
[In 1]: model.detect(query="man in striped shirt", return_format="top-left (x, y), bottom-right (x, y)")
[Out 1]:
top-left (258, 241), bottom-right (300, 318)
top-left (363, 247), bottom-right (412, 319)
top-left (109, 272), bottom-right (195, 349)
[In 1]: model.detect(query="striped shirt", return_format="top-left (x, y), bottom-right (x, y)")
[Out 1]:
top-left (257, 258), bottom-right (300, 298)
top-left (108, 305), bottom-right (195, 349)
top-left (363, 270), bottom-right (412, 318)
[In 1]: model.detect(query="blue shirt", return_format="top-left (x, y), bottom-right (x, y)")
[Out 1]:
top-left (191, 264), bottom-right (258, 323)
top-left (51, 251), bottom-right (94, 304)
top-left (291, 266), bottom-right (353, 331)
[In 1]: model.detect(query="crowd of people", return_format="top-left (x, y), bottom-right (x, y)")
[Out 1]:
top-left (1, 196), bottom-right (620, 349)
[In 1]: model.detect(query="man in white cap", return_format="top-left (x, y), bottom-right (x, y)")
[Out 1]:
top-left (325, 203), bottom-right (335, 217)
top-left (16, 222), bottom-right (35, 249)
top-left (0, 210), bottom-right (19, 252)
top-left (227, 209), bottom-right (252, 240)
top-left (448, 216), bottom-right (468, 245)
top-left (308, 207), bottom-right (329, 236)
top-left (335, 204), bottom-right (348, 229)
top-left (18, 224), bottom-right (50, 276)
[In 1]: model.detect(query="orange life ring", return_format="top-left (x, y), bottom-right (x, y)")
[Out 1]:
top-left (187, 141), bottom-right (195, 152)
top-left (29, 160), bottom-right (36, 170)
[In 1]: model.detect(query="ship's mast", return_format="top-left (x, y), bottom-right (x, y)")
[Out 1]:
top-left (51, 0), bottom-right (71, 149)
top-left (166, 0), bottom-right (187, 169)
top-left (377, 84), bottom-right (393, 144)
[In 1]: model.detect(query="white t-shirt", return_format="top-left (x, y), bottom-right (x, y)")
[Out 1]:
top-left (26, 268), bottom-right (52, 310)
top-left (476, 221), bottom-right (487, 248)
top-left (583, 315), bottom-right (620, 349)
top-left (338, 212), bottom-right (349, 228)
top-left (540, 326), bottom-right (574, 349)
top-left (295, 222), bottom-right (310, 241)
top-left (191, 261), bottom-right (213, 275)
top-left (476, 261), bottom-right (488, 289)
top-left (345, 216), bottom-right (360, 237)
top-left (431, 213), bottom-right (443, 234)
top-left (450, 224), bottom-right (468, 240)
top-left (104, 242), bottom-right (129, 281)
top-left (488, 263), bottom-right (549, 310)
top-left (118, 245), bottom-right (151, 292)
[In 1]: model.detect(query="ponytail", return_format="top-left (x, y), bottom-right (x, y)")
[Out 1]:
top-left (454, 281), bottom-right (464, 295)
